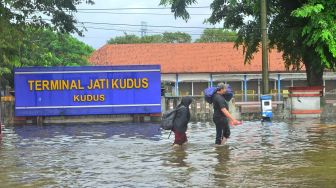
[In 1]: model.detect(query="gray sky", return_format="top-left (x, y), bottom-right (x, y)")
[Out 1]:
top-left (74, 0), bottom-right (221, 49)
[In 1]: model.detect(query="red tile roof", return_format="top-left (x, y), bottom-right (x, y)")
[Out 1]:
top-left (89, 42), bottom-right (289, 73)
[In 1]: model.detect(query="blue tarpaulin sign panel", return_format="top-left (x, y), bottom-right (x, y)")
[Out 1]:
top-left (14, 65), bottom-right (161, 116)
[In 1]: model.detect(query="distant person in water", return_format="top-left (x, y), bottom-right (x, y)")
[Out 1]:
top-left (212, 83), bottom-right (241, 145)
top-left (172, 96), bottom-right (192, 147)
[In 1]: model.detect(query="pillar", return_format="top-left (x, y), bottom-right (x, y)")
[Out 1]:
top-left (258, 79), bottom-right (261, 101)
top-left (175, 74), bottom-right (179, 96)
top-left (277, 74), bottom-right (281, 101)
top-left (210, 74), bottom-right (213, 87)
top-left (191, 81), bottom-right (194, 96)
top-left (244, 75), bottom-right (247, 102)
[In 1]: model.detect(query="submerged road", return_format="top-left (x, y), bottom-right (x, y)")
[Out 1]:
top-left (1, 120), bottom-right (336, 187)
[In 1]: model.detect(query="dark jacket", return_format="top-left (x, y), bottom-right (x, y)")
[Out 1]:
top-left (173, 97), bottom-right (192, 133)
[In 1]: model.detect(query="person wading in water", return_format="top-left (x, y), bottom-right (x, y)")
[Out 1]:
top-left (172, 96), bottom-right (192, 147)
top-left (212, 83), bottom-right (241, 145)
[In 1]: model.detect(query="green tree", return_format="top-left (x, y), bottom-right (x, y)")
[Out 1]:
top-left (0, 0), bottom-right (94, 89)
top-left (162, 31), bottom-right (191, 43)
top-left (107, 34), bottom-right (142, 44)
top-left (2, 28), bottom-right (94, 87)
top-left (107, 32), bottom-right (191, 44)
top-left (160, 0), bottom-right (336, 86)
top-left (141, 34), bottom-right (163, 43)
top-left (0, 0), bottom-right (93, 35)
top-left (195, 29), bottom-right (237, 43)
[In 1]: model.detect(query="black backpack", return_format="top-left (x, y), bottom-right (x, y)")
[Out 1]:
top-left (160, 106), bottom-right (184, 130)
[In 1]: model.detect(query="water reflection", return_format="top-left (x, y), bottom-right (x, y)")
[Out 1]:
top-left (212, 145), bottom-right (231, 187)
top-left (12, 123), bottom-right (162, 141)
top-left (0, 120), bottom-right (336, 187)
top-left (165, 147), bottom-right (189, 167)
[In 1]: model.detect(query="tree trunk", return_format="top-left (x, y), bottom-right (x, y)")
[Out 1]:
top-left (303, 49), bottom-right (324, 87)
top-left (0, 76), bottom-right (2, 125)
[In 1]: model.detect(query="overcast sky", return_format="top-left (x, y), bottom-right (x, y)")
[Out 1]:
top-left (74, 0), bottom-right (221, 49)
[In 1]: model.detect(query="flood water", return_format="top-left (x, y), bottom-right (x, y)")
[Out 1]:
top-left (1, 120), bottom-right (336, 187)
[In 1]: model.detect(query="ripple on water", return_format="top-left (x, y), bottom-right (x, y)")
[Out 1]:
top-left (1, 120), bottom-right (336, 187)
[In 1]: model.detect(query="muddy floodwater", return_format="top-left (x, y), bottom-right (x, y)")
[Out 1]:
top-left (1, 120), bottom-right (336, 187)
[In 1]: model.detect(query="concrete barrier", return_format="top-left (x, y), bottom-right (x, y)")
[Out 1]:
top-left (289, 86), bottom-right (323, 118)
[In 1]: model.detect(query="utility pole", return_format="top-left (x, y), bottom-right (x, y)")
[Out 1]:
top-left (261, 0), bottom-right (269, 94)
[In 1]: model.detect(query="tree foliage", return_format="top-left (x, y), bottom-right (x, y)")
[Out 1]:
top-left (292, 2), bottom-right (336, 70)
top-left (107, 32), bottom-right (192, 44)
top-left (107, 33), bottom-right (161, 44)
top-left (159, 0), bottom-right (197, 21)
top-left (0, 0), bottom-right (93, 35)
top-left (1, 28), bottom-right (94, 87)
top-left (195, 29), bottom-right (237, 43)
top-left (162, 31), bottom-right (191, 43)
top-left (0, 0), bottom-right (94, 88)
top-left (160, 0), bottom-right (336, 86)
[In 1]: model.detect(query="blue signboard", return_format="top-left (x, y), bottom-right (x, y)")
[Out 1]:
top-left (14, 65), bottom-right (161, 116)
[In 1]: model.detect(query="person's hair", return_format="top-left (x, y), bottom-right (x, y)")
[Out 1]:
top-left (217, 82), bottom-right (228, 90)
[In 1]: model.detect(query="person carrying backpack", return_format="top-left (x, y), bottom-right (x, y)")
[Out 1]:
top-left (212, 83), bottom-right (241, 145)
top-left (172, 96), bottom-right (192, 147)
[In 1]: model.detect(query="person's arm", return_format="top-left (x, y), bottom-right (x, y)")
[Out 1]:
top-left (215, 94), bottom-right (241, 126)
top-left (221, 108), bottom-right (240, 125)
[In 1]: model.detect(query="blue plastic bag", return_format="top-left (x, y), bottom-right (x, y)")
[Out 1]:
top-left (204, 87), bottom-right (218, 104)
